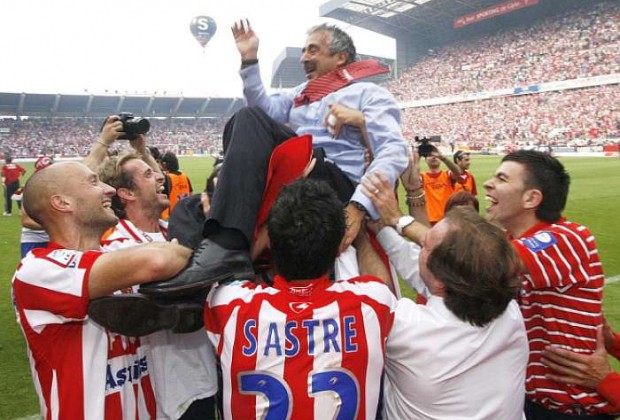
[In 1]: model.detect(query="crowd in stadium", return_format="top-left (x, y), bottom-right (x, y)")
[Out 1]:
top-left (401, 83), bottom-right (620, 149)
top-left (0, 117), bottom-right (226, 158)
top-left (6, 3), bottom-right (620, 420)
top-left (385, 0), bottom-right (619, 101)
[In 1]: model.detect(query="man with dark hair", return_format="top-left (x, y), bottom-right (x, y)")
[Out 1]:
top-left (160, 151), bottom-right (193, 220)
top-left (453, 150), bottom-right (477, 195)
top-left (204, 179), bottom-right (396, 419)
top-left (362, 167), bottom-right (528, 418)
top-left (484, 150), bottom-right (613, 418)
top-left (11, 161), bottom-right (190, 419)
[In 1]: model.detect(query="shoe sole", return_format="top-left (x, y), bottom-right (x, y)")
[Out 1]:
top-left (88, 295), bottom-right (178, 336)
top-left (139, 272), bottom-right (234, 299)
top-left (171, 303), bottom-right (205, 334)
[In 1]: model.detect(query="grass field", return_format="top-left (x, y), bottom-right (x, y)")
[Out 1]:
top-left (0, 155), bottom-right (619, 418)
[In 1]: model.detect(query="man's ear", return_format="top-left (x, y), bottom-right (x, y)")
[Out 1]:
top-left (50, 194), bottom-right (72, 213)
top-left (523, 188), bottom-right (543, 211)
top-left (116, 187), bottom-right (135, 202)
top-left (336, 51), bottom-right (348, 67)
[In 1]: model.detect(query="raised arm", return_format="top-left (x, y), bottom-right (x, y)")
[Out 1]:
top-left (83, 116), bottom-right (123, 171)
top-left (88, 241), bottom-right (191, 299)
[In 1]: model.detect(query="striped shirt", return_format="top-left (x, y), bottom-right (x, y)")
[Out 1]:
top-left (12, 245), bottom-right (156, 420)
top-left (513, 218), bottom-right (609, 415)
top-left (205, 274), bottom-right (396, 420)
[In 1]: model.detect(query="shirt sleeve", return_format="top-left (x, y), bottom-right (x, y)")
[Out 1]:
top-left (512, 229), bottom-right (595, 290)
top-left (376, 227), bottom-right (428, 298)
top-left (240, 63), bottom-right (299, 124)
top-left (12, 249), bottom-right (102, 333)
top-left (598, 372), bottom-right (620, 413)
top-left (349, 85), bottom-right (408, 219)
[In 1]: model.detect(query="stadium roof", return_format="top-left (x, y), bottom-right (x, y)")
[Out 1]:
top-left (0, 92), bottom-right (245, 118)
top-left (319, 0), bottom-right (576, 42)
top-left (320, 0), bottom-right (508, 39)
top-left (271, 48), bottom-right (395, 88)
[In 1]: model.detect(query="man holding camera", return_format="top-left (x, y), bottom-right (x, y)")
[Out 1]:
top-left (421, 147), bottom-right (462, 225)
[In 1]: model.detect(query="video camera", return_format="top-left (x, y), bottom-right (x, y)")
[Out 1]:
top-left (102, 113), bottom-right (150, 140)
top-left (414, 135), bottom-right (441, 158)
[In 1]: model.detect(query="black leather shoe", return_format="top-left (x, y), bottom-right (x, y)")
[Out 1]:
top-left (88, 294), bottom-right (205, 336)
top-left (88, 294), bottom-right (179, 336)
top-left (139, 238), bottom-right (254, 298)
top-left (172, 303), bottom-right (205, 334)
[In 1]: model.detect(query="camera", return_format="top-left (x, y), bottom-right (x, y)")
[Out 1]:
top-left (414, 135), bottom-right (441, 158)
top-left (115, 112), bottom-right (150, 140)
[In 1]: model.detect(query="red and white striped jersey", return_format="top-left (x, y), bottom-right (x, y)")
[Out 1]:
top-left (205, 274), bottom-right (396, 420)
top-left (12, 244), bottom-right (156, 420)
top-left (513, 219), bottom-right (609, 415)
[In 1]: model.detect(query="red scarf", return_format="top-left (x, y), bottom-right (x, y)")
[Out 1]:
top-left (293, 59), bottom-right (389, 107)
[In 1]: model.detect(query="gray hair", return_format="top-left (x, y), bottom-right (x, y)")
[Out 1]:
top-left (307, 23), bottom-right (357, 65)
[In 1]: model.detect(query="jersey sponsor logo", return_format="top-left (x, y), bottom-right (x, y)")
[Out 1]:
top-left (242, 316), bottom-right (359, 357)
top-left (44, 250), bottom-right (76, 267)
top-left (289, 302), bottom-right (311, 313)
top-left (522, 231), bottom-right (557, 252)
top-left (105, 355), bottom-right (148, 393)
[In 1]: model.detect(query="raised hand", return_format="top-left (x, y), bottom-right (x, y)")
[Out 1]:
top-left (231, 19), bottom-right (259, 60)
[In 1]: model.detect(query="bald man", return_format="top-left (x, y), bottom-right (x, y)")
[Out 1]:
top-left (11, 162), bottom-right (191, 419)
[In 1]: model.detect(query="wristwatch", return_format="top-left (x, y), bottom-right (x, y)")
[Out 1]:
top-left (396, 215), bottom-right (415, 235)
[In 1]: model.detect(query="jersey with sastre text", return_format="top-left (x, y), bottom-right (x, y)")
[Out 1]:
top-left (205, 274), bottom-right (396, 420)
top-left (12, 245), bottom-right (156, 420)
top-left (513, 218), bottom-right (609, 415)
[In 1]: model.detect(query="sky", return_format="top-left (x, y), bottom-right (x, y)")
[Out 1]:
top-left (0, 0), bottom-right (395, 98)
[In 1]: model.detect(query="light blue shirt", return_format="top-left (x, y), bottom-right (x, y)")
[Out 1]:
top-left (240, 64), bottom-right (408, 219)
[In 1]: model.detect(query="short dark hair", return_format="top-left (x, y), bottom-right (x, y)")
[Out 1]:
top-left (502, 150), bottom-right (570, 223)
top-left (427, 207), bottom-right (520, 327)
top-left (161, 151), bottom-right (180, 172)
top-left (267, 179), bottom-right (345, 280)
top-left (308, 23), bottom-right (357, 65)
top-left (453, 150), bottom-right (469, 163)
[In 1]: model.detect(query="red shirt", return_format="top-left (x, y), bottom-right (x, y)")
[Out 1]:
top-left (2, 163), bottom-right (26, 185)
top-left (513, 218), bottom-right (609, 415)
top-left (205, 274), bottom-right (396, 419)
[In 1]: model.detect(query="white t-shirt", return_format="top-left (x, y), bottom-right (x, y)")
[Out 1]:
top-left (384, 297), bottom-right (528, 419)
top-left (103, 219), bottom-right (218, 420)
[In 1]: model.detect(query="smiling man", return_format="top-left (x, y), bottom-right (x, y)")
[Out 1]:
top-left (11, 161), bottom-right (190, 419)
top-left (484, 150), bottom-right (613, 419)
top-left (229, 19), bottom-right (408, 251)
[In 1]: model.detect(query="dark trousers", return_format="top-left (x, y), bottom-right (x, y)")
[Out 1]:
top-left (4, 181), bottom-right (19, 214)
top-left (178, 396), bottom-right (216, 420)
top-left (205, 106), bottom-right (354, 247)
top-left (525, 399), bottom-right (616, 420)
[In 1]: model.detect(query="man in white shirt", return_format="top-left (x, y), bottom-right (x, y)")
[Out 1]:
top-left (362, 164), bottom-right (529, 419)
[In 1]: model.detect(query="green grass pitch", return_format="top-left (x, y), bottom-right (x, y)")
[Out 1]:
top-left (0, 155), bottom-right (618, 417)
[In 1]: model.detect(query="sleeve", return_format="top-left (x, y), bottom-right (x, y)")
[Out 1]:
top-left (598, 372), bottom-right (620, 413)
top-left (204, 281), bottom-right (256, 354)
top-left (240, 63), bottom-right (299, 124)
top-left (512, 230), bottom-right (594, 290)
top-left (376, 227), bottom-right (429, 298)
top-left (350, 86), bottom-right (409, 219)
top-left (12, 250), bottom-right (103, 333)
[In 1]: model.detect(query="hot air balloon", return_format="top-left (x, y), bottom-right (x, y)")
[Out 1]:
top-left (190, 16), bottom-right (217, 48)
